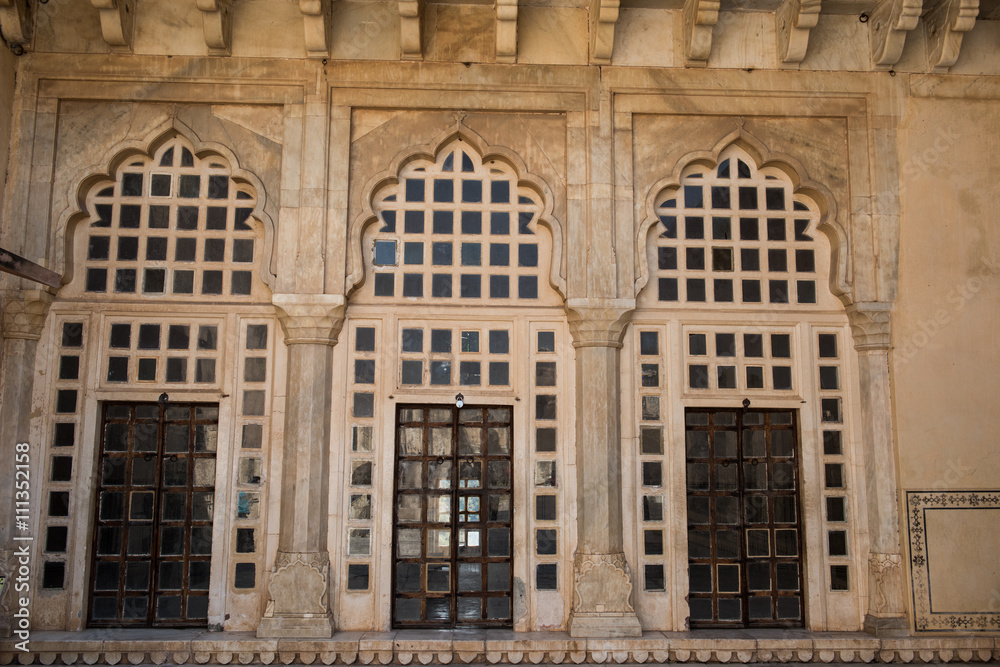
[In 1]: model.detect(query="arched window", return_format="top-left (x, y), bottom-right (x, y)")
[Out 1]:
top-left (70, 136), bottom-right (269, 301)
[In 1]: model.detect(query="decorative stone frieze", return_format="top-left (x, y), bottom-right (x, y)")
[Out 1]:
top-left (589, 0), bottom-right (620, 65)
top-left (0, 0), bottom-right (31, 45)
top-left (197, 0), bottom-right (233, 54)
top-left (300, 0), bottom-right (332, 59)
top-left (272, 294), bottom-right (346, 346)
top-left (565, 300), bottom-right (634, 348)
top-left (496, 0), bottom-right (518, 63)
top-left (869, 0), bottom-right (923, 68)
top-left (682, 0), bottom-right (720, 67)
top-left (1, 289), bottom-right (54, 341)
top-left (776, 0), bottom-right (821, 66)
top-left (847, 301), bottom-right (892, 351)
top-left (399, 0), bottom-right (424, 60)
top-left (923, 0), bottom-right (979, 72)
top-left (90, 0), bottom-right (136, 48)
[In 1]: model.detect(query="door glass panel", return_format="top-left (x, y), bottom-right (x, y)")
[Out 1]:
top-left (393, 404), bottom-right (513, 628)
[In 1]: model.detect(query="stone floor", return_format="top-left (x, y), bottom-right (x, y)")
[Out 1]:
top-left (1, 629), bottom-right (998, 664)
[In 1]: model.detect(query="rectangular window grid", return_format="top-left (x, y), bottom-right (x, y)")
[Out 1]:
top-left (684, 326), bottom-right (797, 393)
top-left (99, 317), bottom-right (223, 390)
top-left (531, 325), bottom-right (561, 592)
top-left (635, 327), bottom-right (668, 593)
top-left (397, 323), bottom-right (512, 389)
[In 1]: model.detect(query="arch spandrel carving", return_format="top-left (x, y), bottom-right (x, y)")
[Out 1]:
top-left (346, 124), bottom-right (567, 303)
top-left (57, 121), bottom-right (278, 298)
top-left (634, 129), bottom-right (851, 309)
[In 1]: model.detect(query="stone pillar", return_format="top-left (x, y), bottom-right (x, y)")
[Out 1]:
top-left (847, 302), bottom-right (908, 636)
top-left (0, 289), bottom-right (53, 637)
top-left (565, 300), bottom-right (643, 638)
top-left (257, 294), bottom-right (345, 638)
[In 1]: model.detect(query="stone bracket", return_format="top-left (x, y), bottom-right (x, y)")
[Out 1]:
top-left (923, 0), bottom-right (978, 72)
top-left (91, 0), bottom-right (136, 49)
top-left (1, 289), bottom-right (54, 341)
top-left (399, 0), bottom-right (424, 60)
top-left (776, 0), bottom-right (821, 66)
top-left (0, 0), bottom-right (31, 45)
top-left (589, 0), bottom-right (620, 65)
top-left (847, 301), bottom-right (892, 351)
top-left (683, 0), bottom-right (720, 67)
top-left (496, 0), bottom-right (518, 63)
top-left (565, 299), bottom-right (635, 348)
top-left (197, 0), bottom-right (233, 54)
top-left (272, 293), bottom-right (346, 345)
top-left (300, 0), bottom-right (332, 58)
top-left (869, 0), bottom-right (923, 68)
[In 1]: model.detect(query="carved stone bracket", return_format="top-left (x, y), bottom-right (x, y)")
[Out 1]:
top-left (258, 550), bottom-right (334, 638)
top-left (923, 0), bottom-right (978, 72)
top-left (868, 552), bottom-right (904, 616)
top-left (91, 0), bottom-right (136, 49)
top-left (869, 0), bottom-right (923, 68)
top-left (568, 552), bottom-right (643, 637)
top-left (0, 0), bottom-right (31, 45)
top-left (565, 299), bottom-right (634, 349)
top-left (300, 0), bottom-right (332, 58)
top-left (197, 0), bottom-right (233, 54)
top-left (776, 0), bottom-right (821, 66)
top-left (1, 289), bottom-right (54, 341)
top-left (272, 294), bottom-right (346, 346)
top-left (847, 301), bottom-right (892, 351)
top-left (399, 0), bottom-right (424, 60)
top-left (589, 0), bottom-right (620, 65)
top-left (683, 0), bottom-right (720, 67)
top-left (496, 0), bottom-right (518, 63)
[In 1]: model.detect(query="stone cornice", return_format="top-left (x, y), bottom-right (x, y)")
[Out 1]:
top-left (847, 301), bottom-right (892, 351)
top-left (272, 294), bottom-right (346, 346)
top-left (565, 299), bottom-right (634, 349)
top-left (1, 289), bottom-right (54, 342)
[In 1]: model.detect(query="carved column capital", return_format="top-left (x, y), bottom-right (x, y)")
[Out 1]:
top-left (565, 299), bottom-right (634, 349)
top-left (0, 0), bottom-right (32, 45)
top-left (1, 290), bottom-right (54, 341)
top-left (272, 294), bottom-right (346, 346)
top-left (847, 301), bottom-right (892, 351)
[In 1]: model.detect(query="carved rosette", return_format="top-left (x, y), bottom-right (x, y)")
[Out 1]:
top-left (263, 550), bottom-right (331, 617)
top-left (272, 294), bottom-right (346, 346)
top-left (847, 301), bottom-right (892, 351)
top-left (566, 301), bottom-right (634, 349)
top-left (572, 552), bottom-right (635, 614)
top-left (1, 290), bottom-right (54, 341)
top-left (868, 552), bottom-right (904, 617)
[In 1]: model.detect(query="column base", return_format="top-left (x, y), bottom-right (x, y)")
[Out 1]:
top-left (568, 611), bottom-right (643, 637)
top-left (257, 613), bottom-right (334, 638)
top-left (864, 614), bottom-right (909, 637)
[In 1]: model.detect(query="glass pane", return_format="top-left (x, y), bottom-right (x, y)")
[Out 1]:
top-left (459, 427), bottom-right (482, 455)
top-left (458, 563), bottom-right (482, 591)
top-left (397, 528), bottom-right (421, 557)
top-left (397, 496), bottom-right (421, 523)
top-left (399, 427), bottom-right (423, 455)
top-left (429, 427), bottom-right (452, 456)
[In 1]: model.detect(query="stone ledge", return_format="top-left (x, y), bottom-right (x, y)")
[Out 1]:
top-left (0, 631), bottom-right (996, 665)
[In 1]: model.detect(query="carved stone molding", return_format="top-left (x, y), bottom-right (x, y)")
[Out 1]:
top-left (399, 0), bottom-right (424, 60)
top-left (300, 0), bottom-right (332, 58)
top-left (776, 0), bottom-right (821, 66)
top-left (683, 0), bottom-right (720, 67)
top-left (0, 0), bottom-right (31, 45)
top-left (1, 290), bottom-right (54, 341)
top-left (197, 0), bottom-right (233, 54)
top-left (565, 299), bottom-right (634, 349)
top-left (868, 552), bottom-right (904, 617)
top-left (869, 0), bottom-right (923, 68)
top-left (258, 550), bottom-right (334, 638)
top-left (91, 0), bottom-right (136, 48)
top-left (923, 0), bottom-right (978, 72)
top-left (589, 0), bottom-right (620, 65)
top-left (496, 0), bottom-right (517, 63)
top-left (272, 294), bottom-right (346, 346)
top-left (847, 301), bottom-right (892, 351)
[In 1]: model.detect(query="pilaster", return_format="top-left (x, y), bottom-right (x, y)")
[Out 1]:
top-left (565, 300), bottom-right (642, 638)
top-left (847, 301), bottom-right (908, 636)
top-left (258, 294), bottom-right (345, 638)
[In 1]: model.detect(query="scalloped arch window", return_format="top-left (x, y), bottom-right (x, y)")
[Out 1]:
top-left (77, 138), bottom-right (267, 301)
top-left (362, 141), bottom-right (557, 305)
top-left (645, 148), bottom-right (834, 310)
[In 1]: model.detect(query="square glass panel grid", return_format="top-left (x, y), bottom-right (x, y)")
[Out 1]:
top-left (367, 143), bottom-right (548, 304)
top-left (685, 408), bottom-right (804, 628)
top-left (396, 324), bottom-right (513, 388)
top-left (100, 318), bottom-right (223, 389)
top-left (684, 326), bottom-right (796, 393)
top-left (649, 153), bottom-right (825, 308)
top-left (392, 404), bottom-right (514, 628)
top-left (82, 139), bottom-right (262, 301)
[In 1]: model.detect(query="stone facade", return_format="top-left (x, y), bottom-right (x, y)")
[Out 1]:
top-left (0, 0), bottom-right (997, 653)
